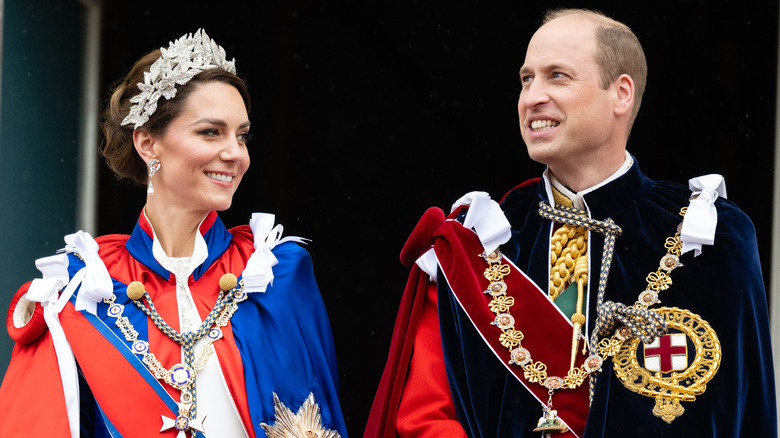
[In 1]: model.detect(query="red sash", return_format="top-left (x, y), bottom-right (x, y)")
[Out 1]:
top-left (365, 206), bottom-right (590, 437)
top-left (434, 218), bottom-right (589, 437)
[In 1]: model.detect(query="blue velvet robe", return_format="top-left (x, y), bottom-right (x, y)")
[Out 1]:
top-left (437, 160), bottom-right (776, 436)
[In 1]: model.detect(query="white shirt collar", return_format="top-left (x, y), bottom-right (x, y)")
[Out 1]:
top-left (544, 150), bottom-right (633, 210)
top-left (143, 210), bottom-right (209, 280)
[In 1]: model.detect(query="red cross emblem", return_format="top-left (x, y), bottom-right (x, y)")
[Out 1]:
top-left (643, 333), bottom-right (688, 373)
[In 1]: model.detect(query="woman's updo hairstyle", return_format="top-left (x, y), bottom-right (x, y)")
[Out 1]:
top-left (101, 48), bottom-right (250, 186)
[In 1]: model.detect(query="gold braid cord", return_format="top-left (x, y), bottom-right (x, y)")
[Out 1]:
top-left (549, 188), bottom-right (588, 300)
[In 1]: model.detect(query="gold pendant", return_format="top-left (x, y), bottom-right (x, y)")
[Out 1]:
top-left (533, 406), bottom-right (569, 434)
top-left (612, 307), bottom-right (721, 423)
top-left (533, 390), bottom-right (569, 435)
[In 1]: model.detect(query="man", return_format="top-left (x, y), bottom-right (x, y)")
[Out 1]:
top-left (366, 8), bottom-right (776, 437)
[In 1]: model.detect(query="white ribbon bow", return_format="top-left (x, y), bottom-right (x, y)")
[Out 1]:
top-left (680, 174), bottom-right (727, 257)
top-left (242, 213), bottom-right (309, 293)
top-left (63, 231), bottom-right (114, 315)
top-left (415, 191), bottom-right (512, 282)
top-left (23, 231), bottom-right (114, 438)
top-left (452, 191), bottom-right (512, 255)
top-left (25, 252), bottom-right (79, 438)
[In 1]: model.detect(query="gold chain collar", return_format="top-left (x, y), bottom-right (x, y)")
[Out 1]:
top-left (103, 274), bottom-right (247, 437)
top-left (480, 208), bottom-right (686, 433)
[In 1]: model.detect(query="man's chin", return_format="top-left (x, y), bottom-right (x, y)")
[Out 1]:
top-left (525, 144), bottom-right (560, 167)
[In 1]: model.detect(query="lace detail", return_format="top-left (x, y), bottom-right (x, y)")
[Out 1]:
top-left (168, 257), bottom-right (201, 333)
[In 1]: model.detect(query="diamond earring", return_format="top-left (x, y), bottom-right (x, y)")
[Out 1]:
top-left (147, 159), bottom-right (161, 195)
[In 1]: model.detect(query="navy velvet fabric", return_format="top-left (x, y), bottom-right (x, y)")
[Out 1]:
top-left (438, 159), bottom-right (777, 436)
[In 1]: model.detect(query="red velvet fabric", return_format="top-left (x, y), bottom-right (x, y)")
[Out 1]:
top-left (433, 219), bottom-right (588, 437)
top-left (366, 201), bottom-right (590, 437)
top-left (364, 207), bottom-right (447, 437)
top-left (399, 207), bottom-right (445, 268)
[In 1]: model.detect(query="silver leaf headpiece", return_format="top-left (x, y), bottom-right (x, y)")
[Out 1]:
top-left (121, 29), bottom-right (237, 129)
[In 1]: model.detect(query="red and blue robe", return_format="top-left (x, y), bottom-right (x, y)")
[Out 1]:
top-left (0, 211), bottom-right (347, 437)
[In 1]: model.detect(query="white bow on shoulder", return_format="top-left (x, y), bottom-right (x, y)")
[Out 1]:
top-left (24, 230), bottom-right (113, 438)
top-left (680, 174), bottom-right (727, 257)
top-left (242, 213), bottom-right (309, 293)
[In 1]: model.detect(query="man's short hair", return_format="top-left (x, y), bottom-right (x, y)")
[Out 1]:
top-left (543, 9), bottom-right (647, 131)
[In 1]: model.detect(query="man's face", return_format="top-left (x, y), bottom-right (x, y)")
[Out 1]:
top-left (517, 16), bottom-right (620, 173)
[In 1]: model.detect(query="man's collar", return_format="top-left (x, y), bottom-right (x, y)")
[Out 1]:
top-left (544, 150), bottom-right (634, 210)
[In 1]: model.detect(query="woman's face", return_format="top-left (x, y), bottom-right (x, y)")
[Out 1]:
top-left (149, 81), bottom-right (250, 214)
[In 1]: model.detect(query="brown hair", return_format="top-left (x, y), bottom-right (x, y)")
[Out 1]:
top-left (101, 49), bottom-right (251, 185)
top-left (543, 8), bottom-right (647, 131)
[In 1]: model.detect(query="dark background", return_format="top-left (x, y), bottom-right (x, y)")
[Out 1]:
top-left (97, 1), bottom-right (778, 436)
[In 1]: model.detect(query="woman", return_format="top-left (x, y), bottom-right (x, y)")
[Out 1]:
top-left (0, 29), bottom-right (347, 438)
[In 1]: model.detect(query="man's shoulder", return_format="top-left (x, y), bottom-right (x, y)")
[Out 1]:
top-left (499, 178), bottom-right (542, 204)
top-left (497, 179), bottom-right (543, 223)
top-left (651, 179), bottom-right (752, 224)
top-left (648, 179), bottom-right (758, 258)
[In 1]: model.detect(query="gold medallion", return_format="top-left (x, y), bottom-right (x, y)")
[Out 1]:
top-left (612, 306), bottom-right (721, 423)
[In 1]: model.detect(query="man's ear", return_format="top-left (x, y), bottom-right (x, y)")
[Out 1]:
top-left (133, 129), bottom-right (157, 163)
top-left (613, 73), bottom-right (635, 117)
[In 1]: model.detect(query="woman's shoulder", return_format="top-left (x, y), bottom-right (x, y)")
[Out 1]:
top-left (95, 233), bottom-right (130, 252)
top-left (229, 224), bottom-right (253, 243)
top-left (92, 233), bottom-right (131, 270)
top-left (228, 224), bottom-right (255, 258)
top-left (275, 243), bottom-right (315, 282)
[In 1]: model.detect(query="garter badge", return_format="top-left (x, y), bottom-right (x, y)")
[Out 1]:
top-left (612, 307), bottom-right (721, 424)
